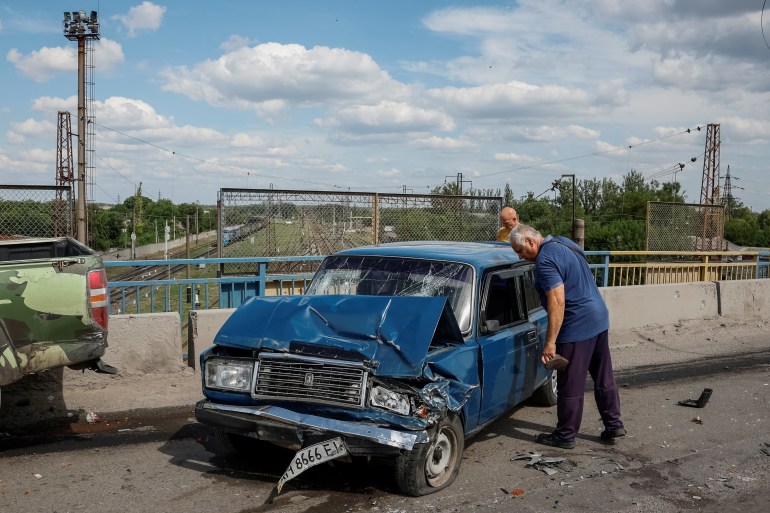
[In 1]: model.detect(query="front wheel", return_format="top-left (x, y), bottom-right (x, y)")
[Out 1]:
top-left (531, 369), bottom-right (558, 406)
top-left (394, 415), bottom-right (464, 496)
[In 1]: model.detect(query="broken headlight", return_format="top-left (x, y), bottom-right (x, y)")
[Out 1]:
top-left (369, 385), bottom-right (411, 415)
top-left (205, 358), bottom-right (254, 392)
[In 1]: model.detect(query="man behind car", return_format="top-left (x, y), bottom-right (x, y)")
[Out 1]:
top-left (496, 207), bottom-right (519, 242)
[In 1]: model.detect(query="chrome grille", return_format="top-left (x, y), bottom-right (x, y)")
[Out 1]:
top-left (253, 353), bottom-right (368, 408)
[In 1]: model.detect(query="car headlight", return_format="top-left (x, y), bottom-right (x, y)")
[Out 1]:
top-left (369, 385), bottom-right (411, 415)
top-left (205, 358), bottom-right (254, 392)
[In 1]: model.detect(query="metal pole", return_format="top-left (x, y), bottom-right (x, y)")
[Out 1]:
top-left (76, 37), bottom-right (87, 243)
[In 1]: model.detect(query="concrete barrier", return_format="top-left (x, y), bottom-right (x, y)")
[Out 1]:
top-left (187, 308), bottom-right (236, 371)
top-left (715, 279), bottom-right (770, 319)
top-left (600, 281), bottom-right (719, 331)
top-left (104, 280), bottom-right (768, 375)
top-left (102, 312), bottom-right (184, 374)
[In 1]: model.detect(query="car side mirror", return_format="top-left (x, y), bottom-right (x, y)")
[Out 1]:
top-left (483, 319), bottom-right (500, 334)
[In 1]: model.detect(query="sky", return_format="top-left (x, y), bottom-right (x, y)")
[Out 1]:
top-left (1, 0), bottom-right (770, 212)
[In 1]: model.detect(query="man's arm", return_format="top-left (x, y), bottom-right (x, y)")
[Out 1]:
top-left (542, 284), bottom-right (565, 365)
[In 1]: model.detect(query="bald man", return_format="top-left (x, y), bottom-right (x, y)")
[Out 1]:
top-left (496, 207), bottom-right (519, 242)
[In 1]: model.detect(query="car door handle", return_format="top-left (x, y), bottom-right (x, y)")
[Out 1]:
top-left (526, 331), bottom-right (538, 343)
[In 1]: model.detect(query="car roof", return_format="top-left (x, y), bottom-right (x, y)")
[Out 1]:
top-left (334, 241), bottom-right (522, 268)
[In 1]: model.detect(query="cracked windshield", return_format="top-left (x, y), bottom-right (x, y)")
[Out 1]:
top-left (306, 256), bottom-right (473, 332)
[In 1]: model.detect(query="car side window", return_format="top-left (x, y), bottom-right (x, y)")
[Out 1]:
top-left (481, 270), bottom-right (525, 333)
top-left (522, 268), bottom-right (543, 313)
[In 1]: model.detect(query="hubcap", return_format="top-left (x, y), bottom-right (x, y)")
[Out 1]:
top-left (425, 426), bottom-right (457, 486)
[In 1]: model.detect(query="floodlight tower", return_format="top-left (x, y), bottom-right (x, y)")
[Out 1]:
top-left (63, 10), bottom-right (99, 244)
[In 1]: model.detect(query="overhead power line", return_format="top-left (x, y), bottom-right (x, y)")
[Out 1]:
top-left (92, 121), bottom-right (708, 195)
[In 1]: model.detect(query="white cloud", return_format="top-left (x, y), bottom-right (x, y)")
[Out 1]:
top-left (112, 2), bottom-right (167, 37)
top-left (721, 116), bottom-right (770, 144)
top-left (6, 46), bottom-right (74, 82)
top-left (220, 35), bottom-right (257, 52)
top-left (494, 152), bottom-right (537, 163)
top-left (160, 43), bottom-right (410, 112)
top-left (6, 118), bottom-right (55, 143)
top-left (376, 167), bottom-right (402, 178)
top-left (429, 81), bottom-right (592, 119)
top-left (416, 136), bottom-right (476, 151)
top-left (330, 101), bottom-right (454, 134)
top-left (6, 39), bottom-right (124, 82)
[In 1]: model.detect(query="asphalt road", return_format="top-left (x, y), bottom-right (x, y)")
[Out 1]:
top-left (1, 344), bottom-right (768, 513)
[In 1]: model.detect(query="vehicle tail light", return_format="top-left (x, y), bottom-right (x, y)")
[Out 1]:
top-left (88, 269), bottom-right (109, 329)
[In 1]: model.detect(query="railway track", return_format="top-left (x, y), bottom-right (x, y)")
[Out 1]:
top-left (108, 242), bottom-right (215, 312)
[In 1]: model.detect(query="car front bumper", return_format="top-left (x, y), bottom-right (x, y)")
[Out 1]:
top-left (195, 400), bottom-right (430, 453)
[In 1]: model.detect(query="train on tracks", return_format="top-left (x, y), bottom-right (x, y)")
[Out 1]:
top-left (222, 217), bottom-right (266, 246)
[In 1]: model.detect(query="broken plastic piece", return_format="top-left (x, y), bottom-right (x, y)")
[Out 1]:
top-left (677, 388), bottom-right (712, 408)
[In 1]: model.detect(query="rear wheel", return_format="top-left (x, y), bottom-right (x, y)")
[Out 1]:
top-left (531, 369), bottom-right (558, 406)
top-left (394, 415), bottom-right (464, 496)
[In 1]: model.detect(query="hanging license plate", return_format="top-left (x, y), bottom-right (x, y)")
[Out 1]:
top-left (277, 437), bottom-right (348, 492)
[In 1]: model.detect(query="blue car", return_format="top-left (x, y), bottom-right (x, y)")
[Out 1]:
top-left (195, 241), bottom-right (555, 495)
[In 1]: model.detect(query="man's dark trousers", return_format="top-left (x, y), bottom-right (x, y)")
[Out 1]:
top-left (553, 330), bottom-right (623, 441)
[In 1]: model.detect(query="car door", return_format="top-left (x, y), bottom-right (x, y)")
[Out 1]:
top-left (476, 267), bottom-right (539, 425)
top-left (521, 266), bottom-right (548, 397)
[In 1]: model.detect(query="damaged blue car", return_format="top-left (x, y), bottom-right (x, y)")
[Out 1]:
top-left (195, 241), bottom-right (556, 496)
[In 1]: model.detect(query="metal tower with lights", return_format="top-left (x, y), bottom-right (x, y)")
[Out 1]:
top-left (63, 10), bottom-right (99, 244)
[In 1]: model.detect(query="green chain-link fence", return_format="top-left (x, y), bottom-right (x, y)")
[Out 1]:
top-left (218, 188), bottom-right (503, 274)
top-left (646, 201), bottom-right (725, 252)
top-left (0, 185), bottom-right (73, 239)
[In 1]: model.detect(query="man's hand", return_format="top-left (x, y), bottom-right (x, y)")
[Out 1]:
top-left (541, 340), bottom-right (557, 365)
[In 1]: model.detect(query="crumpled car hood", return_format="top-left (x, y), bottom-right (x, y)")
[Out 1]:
top-left (214, 295), bottom-right (465, 377)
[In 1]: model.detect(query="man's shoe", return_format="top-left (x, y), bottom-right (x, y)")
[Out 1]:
top-left (600, 427), bottom-right (626, 441)
top-left (535, 432), bottom-right (575, 449)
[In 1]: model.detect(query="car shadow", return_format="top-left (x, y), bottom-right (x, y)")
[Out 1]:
top-left (0, 369), bottom-right (82, 437)
top-left (156, 422), bottom-right (402, 501)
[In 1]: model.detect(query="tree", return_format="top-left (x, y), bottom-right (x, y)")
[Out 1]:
top-left (503, 183), bottom-right (514, 207)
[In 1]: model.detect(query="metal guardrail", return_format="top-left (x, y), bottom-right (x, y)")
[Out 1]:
top-left (105, 251), bottom-right (770, 316)
top-left (105, 256), bottom-right (324, 317)
top-left (586, 251), bottom-right (770, 287)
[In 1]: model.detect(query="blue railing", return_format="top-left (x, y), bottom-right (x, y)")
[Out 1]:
top-left (105, 256), bottom-right (324, 316)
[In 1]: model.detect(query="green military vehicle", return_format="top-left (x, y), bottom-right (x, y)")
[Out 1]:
top-left (0, 236), bottom-right (112, 408)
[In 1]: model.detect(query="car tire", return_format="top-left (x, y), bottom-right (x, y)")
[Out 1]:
top-left (394, 414), bottom-right (464, 496)
top-left (531, 369), bottom-right (558, 406)
top-left (213, 428), bottom-right (265, 454)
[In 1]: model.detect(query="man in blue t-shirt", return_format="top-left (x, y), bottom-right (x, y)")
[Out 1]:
top-left (509, 224), bottom-right (625, 449)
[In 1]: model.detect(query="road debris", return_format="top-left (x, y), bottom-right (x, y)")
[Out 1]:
top-left (691, 416), bottom-right (703, 424)
top-left (85, 411), bottom-right (100, 423)
top-left (677, 388), bottom-right (712, 408)
top-left (511, 452), bottom-right (566, 475)
top-left (760, 442), bottom-right (770, 457)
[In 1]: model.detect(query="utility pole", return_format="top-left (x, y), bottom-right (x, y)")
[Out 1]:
top-left (561, 174), bottom-right (584, 248)
top-left (55, 111), bottom-right (74, 236)
top-left (699, 123), bottom-right (721, 250)
top-left (63, 11), bottom-right (99, 244)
